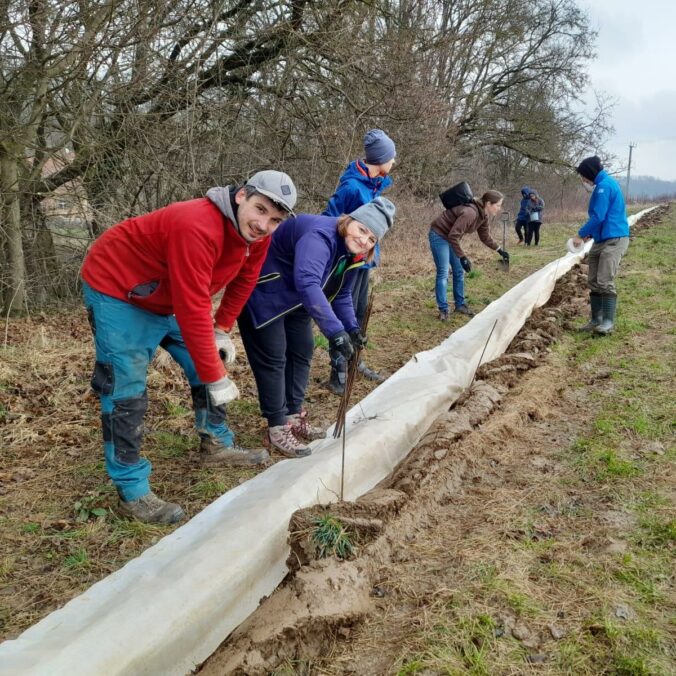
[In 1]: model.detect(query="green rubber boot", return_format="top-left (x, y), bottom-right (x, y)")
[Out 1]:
top-left (579, 293), bottom-right (603, 332)
top-left (595, 294), bottom-right (617, 335)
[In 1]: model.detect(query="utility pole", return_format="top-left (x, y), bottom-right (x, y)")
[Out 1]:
top-left (626, 142), bottom-right (636, 199)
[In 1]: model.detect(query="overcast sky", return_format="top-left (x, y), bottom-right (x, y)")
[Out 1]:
top-left (580, 0), bottom-right (676, 180)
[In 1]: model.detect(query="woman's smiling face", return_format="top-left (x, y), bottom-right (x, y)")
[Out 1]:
top-left (344, 219), bottom-right (377, 255)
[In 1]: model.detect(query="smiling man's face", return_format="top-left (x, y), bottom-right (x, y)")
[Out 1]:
top-left (235, 189), bottom-right (288, 243)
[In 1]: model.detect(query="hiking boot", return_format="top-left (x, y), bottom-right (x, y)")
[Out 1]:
top-left (455, 304), bottom-right (475, 317)
top-left (118, 491), bottom-right (186, 525)
top-left (288, 410), bottom-right (325, 441)
top-left (358, 360), bottom-right (386, 383)
top-left (327, 365), bottom-right (345, 395)
top-left (265, 423), bottom-right (312, 458)
top-left (594, 294), bottom-right (617, 335)
top-left (199, 437), bottom-right (269, 466)
top-left (579, 292), bottom-right (603, 332)
top-left (438, 309), bottom-right (449, 321)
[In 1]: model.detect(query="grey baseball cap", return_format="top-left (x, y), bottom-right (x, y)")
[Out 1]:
top-left (245, 170), bottom-right (297, 215)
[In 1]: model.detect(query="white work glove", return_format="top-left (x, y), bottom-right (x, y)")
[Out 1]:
top-left (207, 376), bottom-right (240, 406)
top-left (214, 328), bottom-right (236, 365)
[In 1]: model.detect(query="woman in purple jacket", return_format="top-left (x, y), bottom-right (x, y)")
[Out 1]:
top-left (239, 197), bottom-right (396, 458)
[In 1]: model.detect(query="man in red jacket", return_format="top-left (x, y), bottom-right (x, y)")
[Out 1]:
top-left (81, 171), bottom-right (297, 524)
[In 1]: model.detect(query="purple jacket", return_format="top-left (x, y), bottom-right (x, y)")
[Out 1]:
top-left (246, 214), bottom-right (362, 338)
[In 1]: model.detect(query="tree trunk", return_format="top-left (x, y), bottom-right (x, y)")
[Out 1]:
top-left (1, 152), bottom-right (27, 315)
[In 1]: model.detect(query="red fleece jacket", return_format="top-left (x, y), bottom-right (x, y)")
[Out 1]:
top-left (81, 197), bottom-right (269, 383)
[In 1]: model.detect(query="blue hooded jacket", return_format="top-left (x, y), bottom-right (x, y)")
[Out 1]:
top-left (578, 170), bottom-right (629, 242)
top-left (246, 214), bottom-right (362, 338)
top-left (516, 186), bottom-right (545, 222)
top-left (323, 160), bottom-right (393, 268)
top-left (516, 186), bottom-right (533, 222)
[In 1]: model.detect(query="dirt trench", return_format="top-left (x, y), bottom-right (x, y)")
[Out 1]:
top-left (198, 262), bottom-right (593, 675)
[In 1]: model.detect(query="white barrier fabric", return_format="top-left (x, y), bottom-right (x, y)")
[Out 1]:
top-left (0, 210), bottom-right (651, 675)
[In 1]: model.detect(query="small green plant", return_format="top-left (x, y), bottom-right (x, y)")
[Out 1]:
top-left (312, 514), bottom-right (355, 559)
top-left (73, 490), bottom-right (110, 522)
top-left (21, 522), bottom-right (40, 534)
top-left (314, 334), bottom-right (329, 350)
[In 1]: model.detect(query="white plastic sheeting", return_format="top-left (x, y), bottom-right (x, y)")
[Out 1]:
top-left (0, 209), bottom-right (652, 675)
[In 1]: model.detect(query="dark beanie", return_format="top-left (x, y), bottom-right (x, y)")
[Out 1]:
top-left (577, 155), bottom-right (603, 182)
top-left (363, 129), bottom-right (396, 165)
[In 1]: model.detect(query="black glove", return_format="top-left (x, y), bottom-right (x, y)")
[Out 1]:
top-left (497, 247), bottom-right (510, 262)
top-left (460, 256), bottom-right (472, 273)
top-left (349, 329), bottom-right (368, 349)
top-left (329, 330), bottom-right (354, 362)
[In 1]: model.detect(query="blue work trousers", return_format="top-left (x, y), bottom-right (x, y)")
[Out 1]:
top-left (82, 282), bottom-right (233, 500)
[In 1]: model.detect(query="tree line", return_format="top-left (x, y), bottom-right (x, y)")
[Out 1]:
top-left (1, 0), bottom-right (610, 314)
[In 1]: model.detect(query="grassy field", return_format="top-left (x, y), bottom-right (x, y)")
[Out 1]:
top-left (377, 208), bottom-right (675, 675)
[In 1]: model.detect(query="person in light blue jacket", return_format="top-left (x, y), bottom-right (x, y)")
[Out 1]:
top-left (572, 155), bottom-right (630, 335)
top-left (322, 129), bottom-right (396, 393)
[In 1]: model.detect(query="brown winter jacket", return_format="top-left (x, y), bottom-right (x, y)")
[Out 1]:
top-left (430, 200), bottom-right (499, 258)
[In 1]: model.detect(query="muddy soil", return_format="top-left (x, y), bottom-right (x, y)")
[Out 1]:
top-left (199, 263), bottom-right (599, 674)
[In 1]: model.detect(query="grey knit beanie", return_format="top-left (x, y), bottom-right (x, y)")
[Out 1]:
top-left (349, 197), bottom-right (396, 241)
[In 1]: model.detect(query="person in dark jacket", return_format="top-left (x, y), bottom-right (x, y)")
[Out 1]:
top-left (572, 155), bottom-right (630, 335)
top-left (81, 171), bottom-right (297, 524)
top-left (524, 190), bottom-right (545, 246)
top-left (429, 190), bottom-right (509, 320)
top-left (514, 186), bottom-right (532, 244)
top-left (240, 197), bottom-right (396, 458)
top-left (323, 129), bottom-right (396, 394)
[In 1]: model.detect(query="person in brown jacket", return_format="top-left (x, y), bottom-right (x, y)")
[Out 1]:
top-left (428, 190), bottom-right (509, 319)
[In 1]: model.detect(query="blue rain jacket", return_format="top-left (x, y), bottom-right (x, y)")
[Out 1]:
top-left (578, 170), bottom-right (629, 242)
top-left (323, 160), bottom-right (393, 268)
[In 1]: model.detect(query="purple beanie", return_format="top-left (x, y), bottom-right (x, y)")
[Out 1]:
top-left (363, 129), bottom-right (396, 165)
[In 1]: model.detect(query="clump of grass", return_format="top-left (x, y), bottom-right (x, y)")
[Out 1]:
top-left (312, 514), bottom-right (355, 560)
top-left (164, 401), bottom-right (190, 417)
top-left (107, 518), bottom-right (165, 543)
top-left (634, 517), bottom-right (676, 550)
top-left (148, 430), bottom-right (194, 459)
top-left (189, 477), bottom-right (227, 500)
top-left (63, 548), bottom-right (89, 570)
top-left (0, 557), bottom-right (14, 581)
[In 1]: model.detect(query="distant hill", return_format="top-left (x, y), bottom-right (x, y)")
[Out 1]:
top-left (620, 175), bottom-right (676, 199)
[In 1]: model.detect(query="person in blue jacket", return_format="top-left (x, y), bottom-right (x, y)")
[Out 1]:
top-left (239, 197), bottom-right (396, 458)
top-left (323, 129), bottom-right (396, 394)
top-left (572, 156), bottom-right (630, 335)
top-left (515, 187), bottom-right (545, 245)
top-left (514, 186), bottom-right (533, 244)
top-left (524, 190), bottom-right (545, 246)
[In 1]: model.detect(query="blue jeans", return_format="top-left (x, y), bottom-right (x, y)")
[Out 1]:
top-left (428, 230), bottom-right (464, 312)
top-left (82, 282), bottom-right (234, 500)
